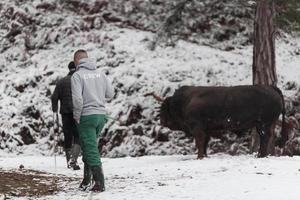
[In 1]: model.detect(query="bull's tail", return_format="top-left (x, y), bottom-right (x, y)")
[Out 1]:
top-left (279, 99), bottom-right (288, 148)
top-left (272, 86), bottom-right (287, 148)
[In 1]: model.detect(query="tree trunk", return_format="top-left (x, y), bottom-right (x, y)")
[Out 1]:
top-left (252, 0), bottom-right (277, 155)
top-left (253, 0), bottom-right (277, 85)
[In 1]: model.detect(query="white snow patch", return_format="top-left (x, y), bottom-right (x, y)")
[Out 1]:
top-left (1, 154), bottom-right (300, 200)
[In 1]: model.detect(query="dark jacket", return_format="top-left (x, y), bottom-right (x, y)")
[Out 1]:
top-left (51, 71), bottom-right (75, 114)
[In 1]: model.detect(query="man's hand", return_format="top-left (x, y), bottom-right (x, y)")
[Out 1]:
top-left (74, 118), bottom-right (80, 124)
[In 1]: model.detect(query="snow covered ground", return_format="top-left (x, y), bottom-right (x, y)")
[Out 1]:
top-left (1, 27), bottom-right (300, 199)
top-left (1, 1), bottom-right (300, 156)
top-left (1, 25), bottom-right (300, 157)
top-left (1, 154), bottom-right (300, 200)
top-left (2, 1), bottom-right (300, 199)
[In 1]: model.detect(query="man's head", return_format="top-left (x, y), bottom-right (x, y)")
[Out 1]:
top-left (68, 61), bottom-right (76, 72)
top-left (74, 49), bottom-right (88, 66)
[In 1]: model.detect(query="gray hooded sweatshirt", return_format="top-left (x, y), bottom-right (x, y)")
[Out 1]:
top-left (71, 58), bottom-right (114, 122)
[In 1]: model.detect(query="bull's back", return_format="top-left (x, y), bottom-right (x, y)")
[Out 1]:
top-left (227, 85), bottom-right (282, 125)
top-left (182, 85), bottom-right (282, 130)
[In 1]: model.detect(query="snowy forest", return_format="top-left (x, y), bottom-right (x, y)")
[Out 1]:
top-left (1, 0), bottom-right (300, 199)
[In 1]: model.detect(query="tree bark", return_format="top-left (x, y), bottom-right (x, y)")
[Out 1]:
top-left (252, 0), bottom-right (277, 155)
top-left (253, 0), bottom-right (277, 85)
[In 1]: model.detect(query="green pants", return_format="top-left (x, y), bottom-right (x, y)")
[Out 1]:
top-left (77, 114), bottom-right (106, 167)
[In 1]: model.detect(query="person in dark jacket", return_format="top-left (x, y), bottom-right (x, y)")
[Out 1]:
top-left (51, 61), bottom-right (81, 170)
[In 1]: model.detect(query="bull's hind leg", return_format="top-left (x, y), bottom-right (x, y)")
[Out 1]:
top-left (256, 123), bottom-right (271, 158)
top-left (193, 129), bottom-right (207, 159)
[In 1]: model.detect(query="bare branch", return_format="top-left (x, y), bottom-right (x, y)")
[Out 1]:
top-left (238, 0), bottom-right (257, 8)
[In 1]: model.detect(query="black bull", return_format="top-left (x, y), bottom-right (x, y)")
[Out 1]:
top-left (155, 85), bottom-right (287, 159)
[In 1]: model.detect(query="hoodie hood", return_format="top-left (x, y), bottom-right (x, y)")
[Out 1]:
top-left (77, 58), bottom-right (97, 70)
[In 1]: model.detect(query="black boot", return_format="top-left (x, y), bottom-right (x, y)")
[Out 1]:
top-left (69, 144), bottom-right (81, 170)
top-left (69, 160), bottom-right (80, 170)
top-left (90, 165), bottom-right (105, 192)
top-left (65, 148), bottom-right (72, 168)
top-left (79, 163), bottom-right (92, 191)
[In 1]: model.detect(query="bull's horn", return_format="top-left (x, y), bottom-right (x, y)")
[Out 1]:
top-left (144, 92), bottom-right (164, 102)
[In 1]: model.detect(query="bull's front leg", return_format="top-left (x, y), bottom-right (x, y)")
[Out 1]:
top-left (193, 129), bottom-right (207, 159)
top-left (204, 134), bottom-right (210, 157)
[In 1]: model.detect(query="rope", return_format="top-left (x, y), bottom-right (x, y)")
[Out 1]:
top-left (106, 115), bottom-right (125, 124)
top-left (53, 112), bottom-right (59, 179)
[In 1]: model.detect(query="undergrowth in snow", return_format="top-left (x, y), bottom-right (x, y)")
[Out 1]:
top-left (1, 0), bottom-right (300, 157)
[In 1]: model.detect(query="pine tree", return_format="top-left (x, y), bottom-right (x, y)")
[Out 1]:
top-left (252, 0), bottom-right (300, 155)
top-left (252, 0), bottom-right (277, 86)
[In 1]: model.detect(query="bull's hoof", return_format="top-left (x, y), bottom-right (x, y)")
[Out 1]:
top-left (197, 155), bottom-right (206, 160)
top-left (257, 153), bottom-right (268, 158)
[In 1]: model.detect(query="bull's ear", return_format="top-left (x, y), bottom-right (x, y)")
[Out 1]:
top-left (160, 98), bottom-right (168, 114)
top-left (164, 98), bottom-right (172, 117)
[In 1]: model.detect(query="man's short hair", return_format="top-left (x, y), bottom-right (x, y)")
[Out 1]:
top-left (68, 61), bottom-right (76, 71)
top-left (74, 49), bottom-right (88, 60)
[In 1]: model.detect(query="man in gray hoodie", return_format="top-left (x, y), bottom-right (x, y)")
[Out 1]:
top-left (71, 49), bottom-right (114, 192)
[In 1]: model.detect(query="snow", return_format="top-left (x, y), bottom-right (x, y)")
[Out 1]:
top-left (1, 0), bottom-right (300, 199)
top-left (1, 0), bottom-right (300, 157)
top-left (1, 25), bottom-right (300, 156)
top-left (1, 154), bottom-right (300, 200)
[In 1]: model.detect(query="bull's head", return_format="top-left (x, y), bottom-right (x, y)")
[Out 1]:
top-left (145, 92), bottom-right (181, 131)
top-left (160, 97), bottom-right (181, 130)
top-left (144, 92), bottom-right (189, 135)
